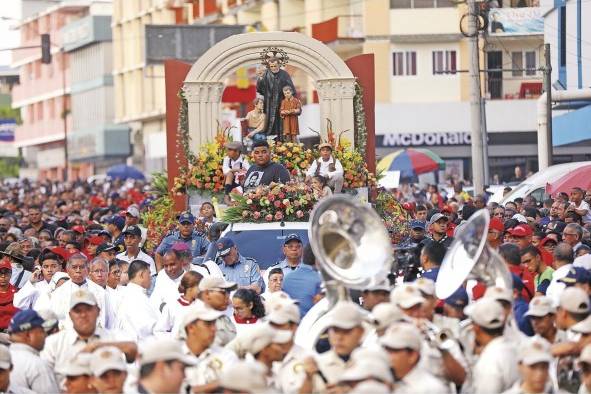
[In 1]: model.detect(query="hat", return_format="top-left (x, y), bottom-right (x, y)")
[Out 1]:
top-left (380, 322), bottom-right (422, 351)
top-left (71, 225), bottom-right (86, 235)
top-left (572, 315), bottom-right (591, 334)
top-left (50, 272), bottom-right (70, 291)
top-left (107, 215), bottom-right (125, 231)
top-left (180, 303), bottom-right (224, 330)
top-left (559, 286), bottom-right (590, 314)
top-left (0, 344), bottom-right (11, 369)
top-left (37, 309), bottom-right (59, 332)
top-left (224, 141), bottom-right (243, 151)
top-left (88, 235), bottom-right (104, 246)
top-left (390, 283), bottom-right (425, 309)
top-left (410, 220), bottom-right (426, 230)
top-left (464, 298), bottom-right (505, 329)
top-left (0, 242), bottom-right (32, 265)
top-left (484, 286), bottom-right (513, 304)
top-left (508, 224), bottom-right (533, 238)
top-left (328, 301), bottom-right (365, 330)
top-left (122, 225), bottom-right (141, 238)
top-left (580, 344), bottom-right (591, 364)
top-left (266, 302), bottom-right (301, 325)
top-left (8, 309), bottom-right (45, 333)
top-left (512, 214), bottom-right (528, 224)
top-left (318, 142), bottom-right (333, 150)
top-left (178, 212), bottom-right (195, 225)
top-left (365, 280), bottom-right (391, 293)
top-left (57, 353), bottom-right (92, 377)
top-left (219, 360), bottom-right (268, 392)
top-left (559, 267), bottom-right (591, 285)
top-left (283, 233), bottom-right (302, 245)
top-left (444, 287), bottom-right (469, 309)
top-left (525, 296), bottom-right (556, 317)
top-left (215, 237), bottom-right (235, 257)
top-left (96, 243), bottom-right (116, 254)
top-left (125, 205), bottom-right (140, 218)
top-left (139, 338), bottom-right (196, 366)
top-left (240, 323), bottom-right (292, 355)
top-left (90, 346), bottom-right (127, 377)
top-left (428, 213), bottom-right (448, 226)
top-left (70, 289), bottom-right (98, 310)
top-left (339, 349), bottom-right (393, 384)
top-left (171, 242), bottom-right (190, 252)
top-left (0, 259), bottom-right (11, 271)
top-left (371, 302), bottom-right (407, 331)
top-left (198, 276), bottom-right (237, 292)
top-left (519, 338), bottom-right (552, 366)
top-left (415, 277), bottom-right (435, 297)
top-left (489, 217), bottom-right (505, 232)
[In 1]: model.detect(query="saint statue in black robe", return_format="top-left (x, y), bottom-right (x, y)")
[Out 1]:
top-left (255, 58), bottom-right (296, 140)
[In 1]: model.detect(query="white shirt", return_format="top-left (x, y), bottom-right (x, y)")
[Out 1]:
top-left (222, 154), bottom-right (250, 176)
top-left (313, 349), bottom-right (347, 391)
top-left (272, 344), bottom-right (311, 394)
top-left (546, 264), bottom-right (573, 306)
top-left (305, 157), bottom-right (344, 179)
top-left (154, 298), bottom-right (193, 338)
top-left (191, 260), bottom-right (223, 279)
top-left (116, 282), bottom-right (160, 341)
top-left (184, 343), bottom-right (238, 387)
top-left (50, 279), bottom-right (115, 330)
top-left (41, 326), bottom-right (126, 381)
top-left (116, 249), bottom-right (156, 276)
top-left (574, 254), bottom-right (591, 270)
top-left (9, 343), bottom-right (60, 393)
top-left (150, 270), bottom-right (184, 312)
top-left (574, 200), bottom-right (591, 224)
top-left (13, 280), bottom-right (50, 309)
top-left (472, 336), bottom-right (519, 394)
top-left (10, 264), bottom-right (32, 289)
top-left (395, 364), bottom-right (450, 394)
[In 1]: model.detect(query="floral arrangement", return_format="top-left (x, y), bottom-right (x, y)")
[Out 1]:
top-left (142, 194), bottom-right (177, 253)
top-left (375, 191), bottom-right (410, 245)
top-left (333, 138), bottom-right (377, 189)
top-left (222, 182), bottom-right (317, 223)
top-left (266, 141), bottom-right (315, 180)
top-left (173, 125), bottom-right (231, 194)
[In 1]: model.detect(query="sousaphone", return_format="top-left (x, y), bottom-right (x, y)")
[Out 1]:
top-left (294, 195), bottom-right (393, 349)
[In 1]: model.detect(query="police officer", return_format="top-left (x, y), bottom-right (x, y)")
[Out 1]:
top-left (273, 234), bottom-right (303, 276)
top-left (156, 212), bottom-right (209, 272)
top-left (215, 237), bottom-right (264, 294)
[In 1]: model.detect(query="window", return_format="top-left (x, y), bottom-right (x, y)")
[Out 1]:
top-left (511, 52), bottom-right (523, 76)
top-left (393, 51), bottom-right (417, 76)
top-left (525, 51), bottom-right (536, 76)
top-left (432, 50), bottom-right (457, 75)
top-left (559, 6), bottom-right (566, 67)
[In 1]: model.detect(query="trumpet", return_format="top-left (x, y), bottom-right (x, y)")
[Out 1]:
top-left (422, 320), bottom-right (454, 349)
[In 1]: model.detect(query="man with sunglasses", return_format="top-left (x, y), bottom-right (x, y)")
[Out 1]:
top-left (198, 276), bottom-right (238, 346)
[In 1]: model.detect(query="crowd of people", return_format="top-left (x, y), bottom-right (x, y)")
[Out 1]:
top-left (0, 170), bottom-right (591, 393)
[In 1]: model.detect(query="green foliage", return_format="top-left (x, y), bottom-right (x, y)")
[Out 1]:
top-left (150, 171), bottom-right (169, 198)
top-left (0, 158), bottom-right (20, 178)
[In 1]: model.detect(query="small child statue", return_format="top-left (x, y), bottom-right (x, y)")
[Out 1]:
top-left (279, 85), bottom-right (301, 143)
top-left (245, 97), bottom-right (266, 142)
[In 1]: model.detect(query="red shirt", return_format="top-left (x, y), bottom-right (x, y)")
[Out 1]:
top-left (509, 264), bottom-right (535, 302)
top-left (233, 315), bottom-right (259, 325)
top-left (0, 284), bottom-right (19, 329)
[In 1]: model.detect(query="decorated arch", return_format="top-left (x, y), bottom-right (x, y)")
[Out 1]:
top-left (183, 31), bottom-right (356, 147)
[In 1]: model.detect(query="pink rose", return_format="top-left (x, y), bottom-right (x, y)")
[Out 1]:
top-left (278, 193), bottom-right (286, 199)
top-left (274, 211), bottom-right (284, 220)
top-left (253, 211), bottom-right (261, 219)
top-left (296, 210), bottom-right (304, 218)
top-left (282, 198), bottom-right (290, 206)
top-left (274, 200), bottom-right (282, 208)
top-left (268, 193), bottom-right (276, 202)
top-left (265, 214), bottom-right (273, 221)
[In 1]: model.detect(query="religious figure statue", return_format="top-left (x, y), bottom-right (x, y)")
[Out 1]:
top-left (245, 98), bottom-right (266, 142)
top-left (256, 55), bottom-right (296, 141)
top-left (279, 86), bottom-right (301, 143)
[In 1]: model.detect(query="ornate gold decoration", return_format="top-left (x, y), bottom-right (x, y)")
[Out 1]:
top-left (260, 47), bottom-right (289, 68)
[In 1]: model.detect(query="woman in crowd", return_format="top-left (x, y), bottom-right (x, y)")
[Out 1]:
top-left (261, 267), bottom-right (284, 301)
top-left (231, 288), bottom-right (266, 331)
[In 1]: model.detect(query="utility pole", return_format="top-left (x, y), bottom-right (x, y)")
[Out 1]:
top-left (544, 43), bottom-right (553, 167)
top-left (468, 0), bottom-right (485, 194)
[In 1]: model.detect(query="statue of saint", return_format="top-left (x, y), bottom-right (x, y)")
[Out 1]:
top-left (255, 57), bottom-right (296, 141)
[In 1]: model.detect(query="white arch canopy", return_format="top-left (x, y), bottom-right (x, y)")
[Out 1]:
top-left (183, 31), bottom-right (356, 147)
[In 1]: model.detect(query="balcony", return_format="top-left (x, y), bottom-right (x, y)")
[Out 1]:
top-left (311, 15), bottom-right (364, 44)
top-left (15, 116), bottom-right (71, 148)
top-left (486, 77), bottom-right (543, 100)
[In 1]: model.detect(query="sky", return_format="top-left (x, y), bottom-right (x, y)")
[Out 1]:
top-left (0, 1), bottom-right (22, 67)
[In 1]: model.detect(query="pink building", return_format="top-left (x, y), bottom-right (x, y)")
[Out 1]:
top-left (11, 3), bottom-right (87, 181)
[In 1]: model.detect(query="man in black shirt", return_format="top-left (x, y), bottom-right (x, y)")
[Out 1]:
top-left (242, 140), bottom-right (290, 190)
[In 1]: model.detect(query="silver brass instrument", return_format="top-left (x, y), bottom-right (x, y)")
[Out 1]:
top-left (435, 209), bottom-right (513, 300)
top-left (422, 320), bottom-right (454, 348)
top-left (294, 195), bottom-right (393, 349)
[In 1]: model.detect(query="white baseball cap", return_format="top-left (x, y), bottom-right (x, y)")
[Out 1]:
top-left (70, 289), bottom-right (98, 310)
top-left (219, 360), bottom-right (268, 392)
top-left (198, 276), bottom-right (237, 292)
top-left (525, 296), bottom-right (556, 318)
top-left (139, 339), bottom-right (196, 366)
top-left (239, 323), bottom-right (292, 355)
top-left (414, 277), bottom-right (435, 297)
top-left (464, 298), bottom-right (505, 329)
top-left (327, 301), bottom-right (365, 330)
top-left (483, 286), bottom-right (513, 304)
top-left (57, 353), bottom-right (92, 377)
top-left (379, 322), bottom-right (422, 351)
top-left (180, 303), bottom-right (224, 328)
top-left (265, 302), bottom-right (301, 325)
top-left (518, 338), bottom-right (552, 366)
top-left (90, 346), bottom-right (127, 377)
top-left (371, 302), bottom-right (407, 331)
top-left (126, 205), bottom-right (140, 218)
top-left (559, 287), bottom-right (590, 314)
top-left (390, 283), bottom-right (425, 309)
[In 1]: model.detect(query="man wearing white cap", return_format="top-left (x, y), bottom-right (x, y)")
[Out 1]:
top-left (122, 204), bottom-right (147, 248)
top-left (526, 296), bottom-right (565, 344)
top-left (337, 347), bottom-right (393, 391)
top-left (181, 303), bottom-right (237, 393)
top-left (300, 301), bottom-right (366, 393)
top-left (137, 338), bottom-right (196, 394)
top-left (239, 323), bottom-right (292, 380)
top-left (390, 282), bottom-right (425, 318)
top-left (57, 353), bottom-right (94, 394)
top-left (483, 285), bottom-right (527, 344)
top-left (380, 322), bottom-right (448, 393)
top-left (360, 281), bottom-right (390, 312)
top-left (503, 338), bottom-right (554, 394)
top-left (198, 276), bottom-right (238, 346)
top-left (218, 360), bottom-right (269, 394)
top-left (556, 286), bottom-right (590, 340)
top-left (0, 344), bottom-right (33, 394)
top-left (266, 300), bottom-right (310, 394)
top-left (466, 298), bottom-right (518, 394)
top-left (42, 288), bottom-right (137, 383)
top-left (89, 346), bottom-right (128, 394)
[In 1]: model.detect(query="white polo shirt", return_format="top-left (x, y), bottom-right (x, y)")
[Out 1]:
top-left (116, 249), bottom-right (156, 276)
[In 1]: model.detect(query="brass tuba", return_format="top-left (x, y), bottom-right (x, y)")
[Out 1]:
top-left (435, 208), bottom-right (513, 299)
top-left (294, 195), bottom-right (393, 349)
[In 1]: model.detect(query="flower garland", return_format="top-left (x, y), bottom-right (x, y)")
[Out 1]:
top-left (375, 192), bottom-right (411, 245)
top-left (266, 141), bottom-right (315, 180)
top-left (177, 89), bottom-right (196, 167)
top-left (353, 82), bottom-right (367, 155)
top-left (223, 182), bottom-right (317, 223)
top-left (141, 194), bottom-right (177, 253)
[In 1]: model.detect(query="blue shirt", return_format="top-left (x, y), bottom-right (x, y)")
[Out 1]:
top-left (155, 231), bottom-right (210, 257)
top-left (515, 297), bottom-right (534, 336)
top-left (219, 255), bottom-right (265, 292)
top-left (274, 259), bottom-right (302, 277)
top-left (282, 265), bottom-right (322, 317)
top-left (421, 267), bottom-right (440, 282)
